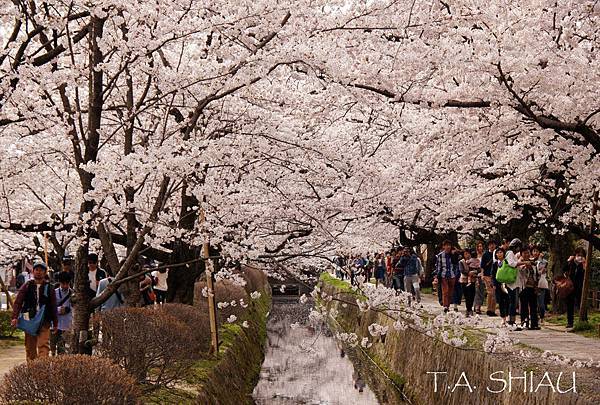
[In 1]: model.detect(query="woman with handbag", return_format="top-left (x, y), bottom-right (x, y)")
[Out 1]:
top-left (561, 248), bottom-right (586, 330)
top-left (10, 261), bottom-right (58, 361)
top-left (459, 250), bottom-right (477, 316)
top-left (492, 248), bottom-right (510, 325)
top-left (504, 239), bottom-right (523, 330)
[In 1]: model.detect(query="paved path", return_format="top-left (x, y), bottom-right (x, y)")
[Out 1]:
top-left (418, 292), bottom-right (600, 363)
top-left (0, 345), bottom-right (25, 377)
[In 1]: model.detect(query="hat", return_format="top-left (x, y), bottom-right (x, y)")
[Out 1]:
top-left (56, 271), bottom-right (72, 283)
top-left (62, 254), bottom-right (74, 263)
top-left (509, 238), bottom-right (522, 248)
top-left (32, 261), bottom-right (48, 271)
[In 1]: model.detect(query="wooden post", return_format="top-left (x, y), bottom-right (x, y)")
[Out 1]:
top-left (204, 241), bottom-right (219, 354)
top-left (579, 190), bottom-right (598, 322)
top-left (44, 233), bottom-right (49, 266)
top-left (200, 209), bottom-right (219, 354)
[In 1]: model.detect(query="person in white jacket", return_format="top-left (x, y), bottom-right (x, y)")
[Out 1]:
top-left (532, 246), bottom-right (549, 324)
top-left (505, 238), bottom-right (523, 329)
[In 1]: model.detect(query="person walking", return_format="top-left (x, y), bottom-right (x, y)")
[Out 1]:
top-left (450, 247), bottom-right (463, 312)
top-left (473, 241), bottom-right (485, 315)
top-left (505, 238), bottom-right (523, 329)
top-left (51, 271), bottom-right (73, 355)
top-left (492, 248), bottom-right (510, 325)
top-left (403, 248), bottom-right (423, 304)
top-left (96, 276), bottom-right (125, 311)
top-left (562, 248), bottom-right (586, 330)
top-left (15, 259), bottom-right (33, 289)
top-left (459, 250), bottom-right (477, 316)
top-left (86, 253), bottom-right (107, 300)
top-left (532, 246), bottom-right (549, 324)
top-left (385, 251), bottom-right (394, 288)
top-left (480, 240), bottom-right (497, 316)
top-left (56, 255), bottom-right (75, 288)
top-left (374, 254), bottom-right (386, 287)
top-left (518, 247), bottom-right (540, 330)
top-left (392, 249), bottom-right (408, 292)
top-left (151, 266), bottom-right (169, 304)
top-left (435, 240), bottom-right (459, 313)
top-left (11, 262), bottom-right (58, 361)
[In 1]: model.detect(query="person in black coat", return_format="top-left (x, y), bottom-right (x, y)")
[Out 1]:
top-left (562, 247), bottom-right (586, 329)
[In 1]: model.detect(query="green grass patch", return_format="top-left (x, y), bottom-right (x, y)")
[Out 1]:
top-left (546, 311), bottom-right (600, 339)
top-left (142, 386), bottom-right (196, 404)
top-left (0, 331), bottom-right (24, 349)
top-left (420, 287), bottom-right (433, 295)
top-left (320, 272), bottom-right (354, 292)
top-left (516, 342), bottom-right (544, 354)
top-left (460, 328), bottom-right (484, 349)
top-left (319, 272), bottom-right (366, 301)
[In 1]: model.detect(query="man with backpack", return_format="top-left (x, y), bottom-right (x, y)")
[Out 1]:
top-left (403, 248), bottom-right (424, 304)
top-left (10, 261), bottom-right (58, 361)
top-left (96, 275), bottom-right (125, 311)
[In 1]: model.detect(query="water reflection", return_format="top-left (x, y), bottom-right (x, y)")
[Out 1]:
top-left (253, 306), bottom-right (379, 405)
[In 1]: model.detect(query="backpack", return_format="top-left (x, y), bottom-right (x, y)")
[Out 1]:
top-left (495, 259), bottom-right (518, 284)
top-left (16, 274), bottom-right (26, 289)
top-left (405, 256), bottom-right (418, 275)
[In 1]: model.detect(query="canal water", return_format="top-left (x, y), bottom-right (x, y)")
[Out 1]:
top-left (253, 298), bottom-right (379, 405)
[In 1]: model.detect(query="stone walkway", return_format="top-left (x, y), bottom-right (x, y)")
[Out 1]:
top-left (418, 292), bottom-right (600, 364)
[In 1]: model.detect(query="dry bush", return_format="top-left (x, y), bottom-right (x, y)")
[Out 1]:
top-left (240, 266), bottom-right (268, 295)
top-left (194, 279), bottom-right (248, 327)
top-left (93, 307), bottom-right (195, 388)
top-left (0, 355), bottom-right (140, 405)
top-left (156, 303), bottom-right (210, 355)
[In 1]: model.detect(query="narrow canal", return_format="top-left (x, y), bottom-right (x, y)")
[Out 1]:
top-left (253, 296), bottom-right (382, 405)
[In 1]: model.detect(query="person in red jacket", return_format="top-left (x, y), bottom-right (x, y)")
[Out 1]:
top-left (11, 261), bottom-right (58, 361)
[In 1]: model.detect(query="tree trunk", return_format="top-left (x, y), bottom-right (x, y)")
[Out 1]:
top-left (167, 240), bottom-right (203, 304)
top-left (70, 243), bottom-right (92, 354)
top-left (547, 232), bottom-right (575, 314)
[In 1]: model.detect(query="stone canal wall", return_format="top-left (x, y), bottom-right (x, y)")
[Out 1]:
top-left (319, 275), bottom-right (596, 405)
top-left (146, 268), bottom-right (271, 405)
top-left (193, 270), bottom-right (271, 405)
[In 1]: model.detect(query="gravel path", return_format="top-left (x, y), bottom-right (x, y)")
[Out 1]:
top-left (0, 344), bottom-right (25, 377)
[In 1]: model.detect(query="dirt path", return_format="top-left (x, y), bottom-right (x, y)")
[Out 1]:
top-left (0, 344), bottom-right (25, 377)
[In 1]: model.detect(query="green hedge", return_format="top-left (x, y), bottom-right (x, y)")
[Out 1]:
top-left (0, 310), bottom-right (15, 338)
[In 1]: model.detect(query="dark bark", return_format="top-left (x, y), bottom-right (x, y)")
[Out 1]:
top-left (70, 14), bottom-right (106, 354)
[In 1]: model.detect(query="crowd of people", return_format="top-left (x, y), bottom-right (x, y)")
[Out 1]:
top-left (9, 253), bottom-right (170, 361)
top-left (434, 238), bottom-right (587, 330)
top-left (332, 246), bottom-right (425, 304)
top-left (332, 238), bottom-right (589, 331)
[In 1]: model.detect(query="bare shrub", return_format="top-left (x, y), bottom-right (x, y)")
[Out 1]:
top-left (0, 355), bottom-right (140, 405)
top-left (240, 266), bottom-right (268, 295)
top-left (93, 307), bottom-right (195, 388)
top-left (156, 303), bottom-right (210, 355)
